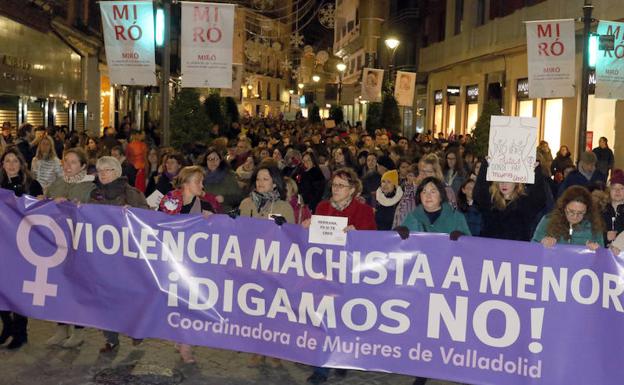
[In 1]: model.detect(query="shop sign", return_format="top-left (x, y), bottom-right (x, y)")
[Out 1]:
top-left (526, 19), bottom-right (576, 98)
top-left (433, 90), bottom-right (443, 104)
top-left (466, 85), bottom-right (479, 103)
top-left (586, 131), bottom-right (593, 151)
top-left (596, 20), bottom-right (624, 100)
top-left (517, 78), bottom-right (530, 99)
top-left (1, 55), bottom-right (31, 71)
top-left (446, 86), bottom-right (460, 98)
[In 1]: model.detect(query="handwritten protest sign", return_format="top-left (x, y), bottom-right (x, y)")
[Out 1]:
top-left (308, 214), bottom-right (348, 246)
top-left (487, 116), bottom-right (538, 184)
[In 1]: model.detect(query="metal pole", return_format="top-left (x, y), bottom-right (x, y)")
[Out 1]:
top-left (337, 74), bottom-right (342, 106)
top-left (161, 0), bottom-right (171, 147)
top-left (577, 0), bottom-right (593, 160)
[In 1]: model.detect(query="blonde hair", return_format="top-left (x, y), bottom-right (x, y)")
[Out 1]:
top-left (35, 135), bottom-right (58, 161)
top-left (284, 177), bottom-right (298, 200)
top-left (418, 153), bottom-right (444, 180)
top-left (489, 182), bottom-right (525, 210)
top-left (174, 166), bottom-right (205, 189)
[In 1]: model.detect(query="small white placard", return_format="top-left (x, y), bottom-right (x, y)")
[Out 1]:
top-left (308, 215), bottom-right (349, 246)
top-left (146, 190), bottom-right (165, 210)
top-left (486, 115), bottom-right (538, 184)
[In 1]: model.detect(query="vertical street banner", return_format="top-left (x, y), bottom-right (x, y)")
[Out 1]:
top-left (486, 116), bottom-right (538, 184)
top-left (220, 64), bottom-right (243, 99)
top-left (394, 71), bottom-right (416, 107)
top-left (596, 21), bottom-right (624, 100)
top-left (99, 1), bottom-right (157, 85)
top-left (361, 68), bottom-right (384, 102)
top-left (181, 2), bottom-right (235, 88)
top-left (526, 19), bottom-right (575, 98)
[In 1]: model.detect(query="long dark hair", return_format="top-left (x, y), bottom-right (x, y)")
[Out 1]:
top-left (204, 147), bottom-right (229, 172)
top-left (251, 165), bottom-right (286, 199)
top-left (457, 178), bottom-right (475, 213)
top-left (0, 146), bottom-right (35, 192)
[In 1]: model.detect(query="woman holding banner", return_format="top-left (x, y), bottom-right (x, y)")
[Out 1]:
top-left (474, 159), bottom-right (546, 241)
top-left (159, 165), bottom-right (215, 363)
top-left (44, 147), bottom-right (96, 348)
top-left (0, 146), bottom-right (43, 350)
top-left (532, 185), bottom-right (604, 249)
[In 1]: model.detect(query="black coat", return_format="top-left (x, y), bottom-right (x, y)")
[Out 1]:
top-left (1, 173), bottom-right (43, 197)
top-left (298, 166), bottom-right (325, 212)
top-left (474, 161), bottom-right (546, 242)
top-left (602, 203), bottom-right (624, 244)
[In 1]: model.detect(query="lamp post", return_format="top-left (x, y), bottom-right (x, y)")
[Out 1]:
top-left (336, 62), bottom-right (346, 106)
top-left (384, 37), bottom-right (400, 88)
top-left (578, 0), bottom-right (593, 160)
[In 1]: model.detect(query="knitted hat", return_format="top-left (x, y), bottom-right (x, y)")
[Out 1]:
top-left (381, 169), bottom-right (399, 187)
top-left (610, 169), bottom-right (624, 187)
top-left (377, 155), bottom-right (396, 171)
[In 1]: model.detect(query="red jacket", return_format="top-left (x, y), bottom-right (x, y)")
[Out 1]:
top-left (315, 198), bottom-right (377, 230)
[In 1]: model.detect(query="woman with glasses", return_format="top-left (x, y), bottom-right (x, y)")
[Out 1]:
top-left (442, 147), bottom-right (466, 194)
top-left (202, 147), bottom-right (242, 213)
top-left (532, 185), bottom-right (604, 249)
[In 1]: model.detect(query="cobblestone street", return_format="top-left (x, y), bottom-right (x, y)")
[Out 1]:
top-left (0, 319), bottom-right (461, 385)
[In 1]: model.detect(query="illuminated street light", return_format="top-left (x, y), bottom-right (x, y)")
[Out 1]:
top-left (384, 38), bottom-right (400, 50)
top-left (297, 83), bottom-right (304, 89)
top-left (336, 62), bottom-right (347, 72)
top-left (312, 75), bottom-right (320, 82)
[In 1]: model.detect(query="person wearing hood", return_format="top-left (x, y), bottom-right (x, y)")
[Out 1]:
top-left (374, 170), bottom-right (404, 230)
top-left (44, 148), bottom-right (96, 348)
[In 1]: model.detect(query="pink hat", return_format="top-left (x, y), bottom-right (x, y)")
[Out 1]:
top-left (610, 169), bottom-right (624, 187)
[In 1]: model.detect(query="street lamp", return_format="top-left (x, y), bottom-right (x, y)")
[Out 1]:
top-left (336, 62), bottom-right (346, 106)
top-left (384, 37), bottom-right (400, 87)
top-left (312, 75), bottom-right (320, 82)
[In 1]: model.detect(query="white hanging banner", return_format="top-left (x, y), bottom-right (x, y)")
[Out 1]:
top-left (361, 68), bottom-right (384, 102)
top-left (596, 21), bottom-right (624, 100)
top-left (394, 71), bottom-right (416, 107)
top-left (181, 2), bottom-right (235, 88)
top-left (526, 19), bottom-right (575, 98)
top-left (99, 1), bottom-right (156, 85)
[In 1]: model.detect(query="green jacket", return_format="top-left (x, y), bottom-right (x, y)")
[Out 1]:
top-left (45, 175), bottom-right (96, 203)
top-left (203, 170), bottom-right (243, 213)
top-left (402, 202), bottom-right (471, 235)
top-left (531, 215), bottom-right (604, 246)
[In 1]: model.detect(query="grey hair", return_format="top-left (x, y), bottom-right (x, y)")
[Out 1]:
top-left (96, 156), bottom-right (123, 179)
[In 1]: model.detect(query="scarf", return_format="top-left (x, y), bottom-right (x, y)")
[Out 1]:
top-left (330, 196), bottom-right (353, 211)
top-left (250, 189), bottom-right (281, 212)
top-left (64, 169), bottom-right (87, 184)
top-left (376, 185), bottom-right (403, 207)
top-left (204, 168), bottom-right (227, 185)
top-left (163, 171), bottom-right (177, 181)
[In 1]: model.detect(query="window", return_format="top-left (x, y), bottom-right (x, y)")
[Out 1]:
top-left (454, 0), bottom-right (464, 35)
top-left (476, 0), bottom-right (485, 26)
top-left (490, 0), bottom-right (546, 20)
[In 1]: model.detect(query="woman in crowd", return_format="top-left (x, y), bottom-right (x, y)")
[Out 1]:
top-left (532, 185), bottom-right (603, 249)
top-left (474, 160), bottom-right (545, 241)
top-left (43, 148), bottom-right (96, 348)
top-left (374, 169), bottom-right (404, 230)
top-left (305, 167), bottom-right (375, 384)
top-left (417, 153), bottom-right (456, 207)
top-left (239, 165), bottom-right (294, 223)
top-left (402, 177), bottom-right (470, 234)
top-left (84, 136), bottom-right (100, 174)
top-left (393, 164), bottom-right (419, 228)
top-left (457, 178), bottom-right (482, 237)
top-left (298, 151), bottom-right (326, 212)
top-left (89, 156), bottom-right (148, 353)
top-left (329, 146), bottom-right (356, 172)
top-left (125, 130), bottom-right (148, 192)
top-left (601, 169), bottom-right (624, 246)
top-left (284, 176), bottom-right (311, 224)
top-left (442, 147), bottom-right (466, 194)
top-left (236, 155), bottom-right (256, 192)
top-left (551, 145), bottom-right (574, 182)
top-left (203, 147), bottom-right (242, 213)
top-left (536, 140), bottom-right (554, 178)
top-left (159, 166), bottom-right (215, 363)
top-left (146, 152), bottom-right (185, 196)
top-left (31, 135), bottom-right (63, 190)
top-left (0, 147), bottom-right (43, 350)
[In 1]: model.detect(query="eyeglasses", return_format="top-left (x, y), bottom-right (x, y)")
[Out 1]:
top-left (207, 157), bottom-right (220, 162)
top-left (332, 183), bottom-right (351, 190)
top-left (565, 208), bottom-right (586, 218)
top-left (97, 168), bottom-right (115, 174)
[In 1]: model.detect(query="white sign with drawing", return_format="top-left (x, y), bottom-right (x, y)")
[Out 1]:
top-left (308, 215), bottom-right (349, 246)
top-left (486, 116), bottom-right (538, 184)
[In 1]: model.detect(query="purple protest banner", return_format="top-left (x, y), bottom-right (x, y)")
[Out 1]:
top-left (0, 189), bottom-right (623, 384)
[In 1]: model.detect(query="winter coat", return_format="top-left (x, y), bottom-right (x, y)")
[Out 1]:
top-left (551, 153), bottom-right (574, 176)
top-left (536, 147), bottom-right (554, 178)
top-left (89, 177), bottom-right (149, 209)
top-left (601, 203), bottom-right (624, 245)
top-left (315, 198), bottom-right (377, 230)
top-left (532, 215), bottom-right (604, 247)
top-left (374, 186), bottom-right (403, 231)
top-left (402, 202), bottom-right (470, 235)
top-left (362, 171), bottom-right (381, 206)
top-left (474, 161), bottom-right (546, 241)
top-left (239, 196), bottom-right (295, 224)
top-left (45, 174), bottom-right (96, 203)
top-left (461, 204), bottom-right (482, 237)
top-left (557, 169), bottom-right (606, 197)
top-left (288, 195), bottom-right (312, 224)
top-left (203, 169), bottom-right (243, 213)
top-left (593, 146), bottom-right (614, 177)
top-left (393, 183), bottom-right (417, 228)
top-left (1, 173), bottom-right (43, 197)
top-left (298, 166), bottom-right (326, 212)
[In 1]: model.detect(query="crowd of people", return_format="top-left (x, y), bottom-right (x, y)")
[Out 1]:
top-left (0, 115), bottom-right (621, 384)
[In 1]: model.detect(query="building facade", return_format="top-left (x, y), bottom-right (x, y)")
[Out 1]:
top-left (420, 0), bottom-right (624, 167)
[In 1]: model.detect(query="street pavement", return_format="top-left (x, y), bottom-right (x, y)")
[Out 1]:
top-left (0, 319), bottom-right (462, 385)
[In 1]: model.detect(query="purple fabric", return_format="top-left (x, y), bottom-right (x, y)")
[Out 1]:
top-left (0, 188), bottom-right (623, 385)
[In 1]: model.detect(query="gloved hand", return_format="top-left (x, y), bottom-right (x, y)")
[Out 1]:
top-left (271, 215), bottom-right (287, 226)
top-left (450, 230), bottom-right (464, 241)
top-left (394, 226), bottom-right (410, 240)
top-left (227, 208), bottom-right (240, 219)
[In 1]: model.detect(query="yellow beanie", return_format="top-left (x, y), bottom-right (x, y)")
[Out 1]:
top-left (382, 169), bottom-right (399, 187)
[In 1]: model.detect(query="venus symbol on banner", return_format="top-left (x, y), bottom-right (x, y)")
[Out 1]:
top-left (16, 215), bottom-right (68, 306)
